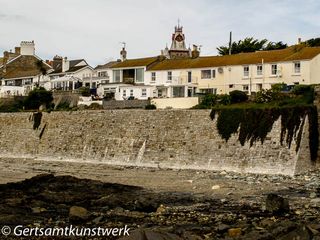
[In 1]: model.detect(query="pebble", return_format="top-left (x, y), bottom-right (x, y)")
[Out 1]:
top-left (211, 185), bottom-right (220, 190)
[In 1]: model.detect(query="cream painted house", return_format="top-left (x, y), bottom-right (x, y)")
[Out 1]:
top-left (147, 45), bottom-right (320, 95)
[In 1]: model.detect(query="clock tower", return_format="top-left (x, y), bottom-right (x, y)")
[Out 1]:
top-left (162, 23), bottom-right (191, 59)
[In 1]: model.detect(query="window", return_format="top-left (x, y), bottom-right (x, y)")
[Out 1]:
top-left (151, 72), bottom-right (156, 82)
top-left (243, 85), bottom-right (249, 91)
top-left (135, 68), bottom-right (144, 83)
top-left (167, 71), bottom-right (172, 81)
top-left (212, 69), bottom-right (216, 78)
top-left (257, 65), bottom-right (263, 75)
top-left (201, 70), bottom-right (211, 79)
top-left (271, 64), bottom-right (278, 75)
top-left (257, 84), bottom-right (263, 91)
top-left (6, 80), bottom-right (14, 86)
top-left (130, 89), bottom-right (134, 96)
top-left (229, 84), bottom-right (234, 88)
top-left (122, 89), bottom-right (126, 97)
top-left (172, 86), bottom-right (185, 97)
top-left (113, 70), bottom-right (121, 82)
top-left (187, 71), bottom-right (192, 83)
top-left (98, 71), bottom-right (107, 77)
top-left (243, 66), bottom-right (249, 77)
top-left (294, 62), bottom-right (301, 73)
top-left (24, 79), bottom-right (32, 85)
top-left (141, 89), bottom-right (147, 97)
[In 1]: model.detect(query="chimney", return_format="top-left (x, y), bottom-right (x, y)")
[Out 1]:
top-left (120, 47), bottom-right (127, 61)
top-left (52, 55), bottom-right (63, 70)
top-left (20, 40), bottom-right (35, 55)
top-left (62, 57), bottom-right (69, 72)
top-left (15, 47), bottom-right (21, 55)
top-left (298, 38), bottom-right (302, 44)
top-left (191, 45), bottom-right (200, 58)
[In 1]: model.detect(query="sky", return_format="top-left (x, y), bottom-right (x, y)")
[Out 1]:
top-left (0, 0), bottom-right (320, 66)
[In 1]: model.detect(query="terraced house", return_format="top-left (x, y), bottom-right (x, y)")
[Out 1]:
top-left (97, 25), bottom-right (320, 104)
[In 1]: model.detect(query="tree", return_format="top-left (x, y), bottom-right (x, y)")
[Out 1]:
top-left (305, 38), bottom-right (320, 47)
top-left (24, 87), bottom-right (53, 110)
top-left (36, 60), bottom-right (48, 87)
top-left (217, 37), bottom-right (287, 55)
top-left (264, 41), bottom-right (287, 51)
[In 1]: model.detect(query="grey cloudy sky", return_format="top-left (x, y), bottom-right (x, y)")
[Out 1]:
top-left (0, 0), bottom-right (319, 66)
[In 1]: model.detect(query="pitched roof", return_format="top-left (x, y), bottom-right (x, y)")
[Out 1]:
top-left (148, 46), bottom-right (320, 71)
top-left (0, 55), bottom-right (52, 79)
top-left (110, 57), bottom-right (160, 69)
top-left (0, 57), bottom-right (3, 66)
top-left (95, 61), bottom-right (118, 70)
top-left (50, 59), bottom-right (89, 74)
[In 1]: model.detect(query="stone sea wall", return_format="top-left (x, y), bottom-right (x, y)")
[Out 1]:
top-left (0, 110), bottom-right (315, 175)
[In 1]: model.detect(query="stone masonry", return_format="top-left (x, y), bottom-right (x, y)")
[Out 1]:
top-left (0, 109), bottom-right (316, 176)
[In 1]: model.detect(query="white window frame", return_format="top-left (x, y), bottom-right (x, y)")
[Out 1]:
top-left (130, 89), bottom-right (134, 96)
top-left (257, 65), bottom-right (263, 76)
top-left (151, 72), bottom-right (156, 82)
top-left (271, 64), bottom-right (278, 75)
top-left (243, 66), bottom-right (249, 77)
top-left (212, 69), bottom-right (216, 78)
top-left (122, 89), bottom-right (126, 97)
top-left (243, 85), bottom-right (249, 91)
top-left (167, 71), bottom-right (172, 81)
top-left (141, 88), bottom-right (147, 97)
top-left (201, 70), bottom-right (212, 79)
top-left (294, 62), bottom-right (301, 74)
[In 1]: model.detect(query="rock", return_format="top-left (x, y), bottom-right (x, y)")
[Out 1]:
top-left (217, 224), bottom-right (230, 232)
top-left (32, 207), bottom-right (47, 214)
top-left (265, 194), bottom-right (289, 214)
top-left (278, 226), bottom-right (311, 240)
top-left (156, 204), bottom-right (166, 215)
top-left (119, 229), bottom-right (185, 240)
top-left (228, 228), bottom-right (242, 237)
top-left (69, 206), bottom-right (89, 221)
top-left (211, 185), bottom-right (220, 190)
top-left (310, 198), bottom-right (320, 204)
top-left (92, 216), bottom-right (103, 224)
top-left (310, 192), bottom-right (317, 198)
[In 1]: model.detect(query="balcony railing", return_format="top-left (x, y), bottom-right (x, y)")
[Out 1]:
top-left (82, 76), bottom-right (110, 81)
top-left (165, 76), bottom-right (198, 85)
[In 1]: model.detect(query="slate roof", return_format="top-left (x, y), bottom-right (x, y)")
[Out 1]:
top-left (50, 59), bottom-right (89, 74)
top-left (0, 55), bottom-right (52, 79)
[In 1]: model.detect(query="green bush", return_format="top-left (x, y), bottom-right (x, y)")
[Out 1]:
top-left (24, 87), bottom-right (53, 110)
top-left (88, 103), bottom-right (103, 110)
top-left (79, 87), bottom-right (91, 97)
top-left (145, 104), bottom-right (156, 110)
top-left (0, 98), bottom-right (24, 112)
top-left (229, 90), bottom-right (248, 103)
top-left (193, 94), bottom-right (218, 109)
top-left (255, 89), bottom-right (273, 103)
top-left (218, 94), bottom-right (231, 105)
top-left (271, 83), bottom-right (287, 92)
top-left (291, 85), bottom-right (314, 104)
